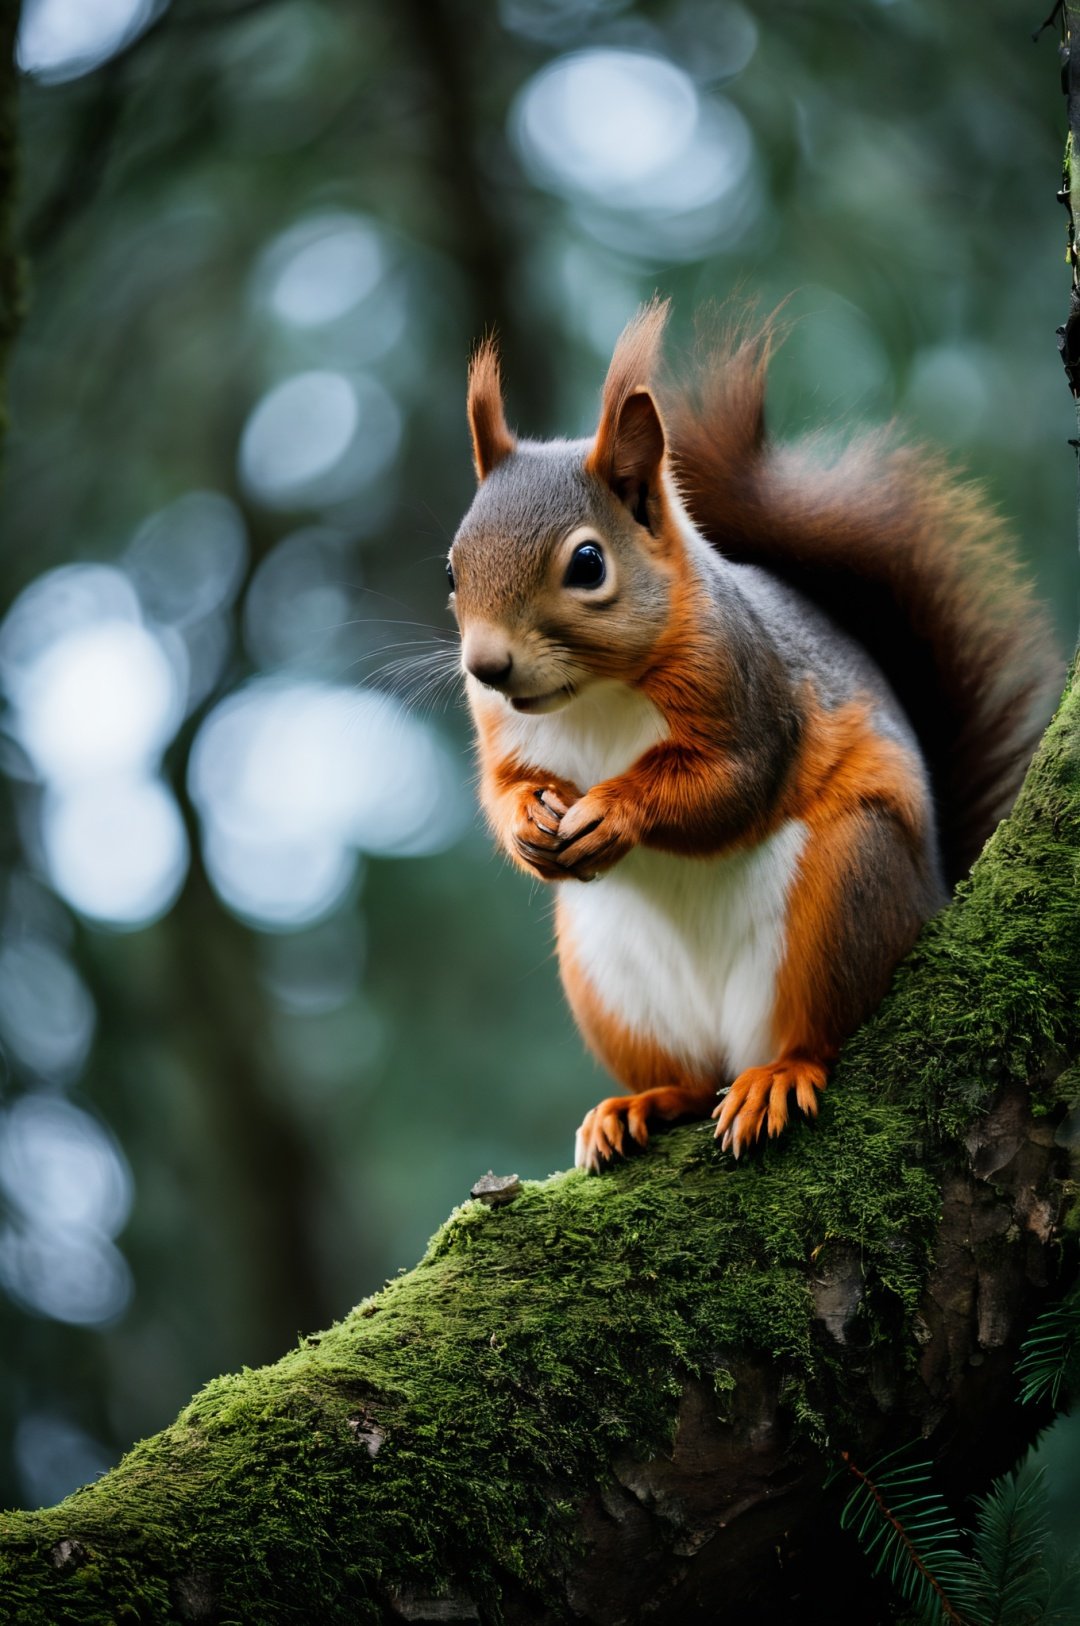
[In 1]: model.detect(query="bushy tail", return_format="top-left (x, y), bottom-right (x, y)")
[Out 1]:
top-left (661, 320), bottom-right (1060, 886)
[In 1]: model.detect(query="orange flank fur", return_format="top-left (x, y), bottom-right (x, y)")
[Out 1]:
top-left (715, 698), bottom-right (930, 1153)
top-left (775, 700), bottom-right (926, 1043)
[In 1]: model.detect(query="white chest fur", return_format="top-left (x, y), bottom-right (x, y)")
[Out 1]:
top-left (484, 678), bottom-right (804, 1080)
top-left (492, 679), bottom-right (669, 791)
top-left (558, 823), bottom-right (807, 1079)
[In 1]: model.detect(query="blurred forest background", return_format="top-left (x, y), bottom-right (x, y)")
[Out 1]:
top-left (1, 0), bottom-right (1078, 1559)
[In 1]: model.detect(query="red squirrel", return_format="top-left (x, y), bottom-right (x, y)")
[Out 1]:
top-left (447, 299), bottom-right (1053, 1170)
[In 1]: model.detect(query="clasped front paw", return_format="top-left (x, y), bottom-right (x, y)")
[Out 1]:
top-left (511, 786), bottom-right (578, 880)
top-left (554, 789), bottom-right (640, 880)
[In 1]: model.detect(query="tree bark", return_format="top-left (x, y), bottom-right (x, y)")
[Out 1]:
top-left (0, 660), bottom-right (1077, 1623)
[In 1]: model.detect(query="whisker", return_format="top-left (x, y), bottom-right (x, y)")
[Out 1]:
top-left (385, 674), bottom-right (459, 718)
top-left (343, 639), bottom-right (459, 677)
top-left (362, 648), bottom-right (463, 708)
top-left (321, 614), bottom-right (457, 637)
top-left (366, 662), bottom-right (457, 699)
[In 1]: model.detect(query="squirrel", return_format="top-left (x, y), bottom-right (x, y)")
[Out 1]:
top-left (446, 298), bottom-right (1055, 1171)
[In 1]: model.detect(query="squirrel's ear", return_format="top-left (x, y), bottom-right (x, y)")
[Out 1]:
top-left (467, 337), bottom-right (517, 481)
top-left (587, 387), bottom-right (667, 529)
top-left (586, 299), bottom-right (669, 526)
top-left (595, 387), bottom-right (665, 490)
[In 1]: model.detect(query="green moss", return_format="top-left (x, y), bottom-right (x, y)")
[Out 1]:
top-left (2, 670), bottom-right (1078, 1624)
top-left (846, 668), bottom-right (1080, 1145)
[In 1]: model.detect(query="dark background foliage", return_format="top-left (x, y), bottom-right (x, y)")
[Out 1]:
top-left (1, 0), bottom-right (1077, 1554)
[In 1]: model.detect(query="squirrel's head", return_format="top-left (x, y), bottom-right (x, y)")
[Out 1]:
top-left (448, 300), bottom-right (683, 715)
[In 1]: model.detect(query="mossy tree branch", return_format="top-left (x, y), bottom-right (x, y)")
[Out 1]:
top-left (0, 664), bottom-right (1077, 1623)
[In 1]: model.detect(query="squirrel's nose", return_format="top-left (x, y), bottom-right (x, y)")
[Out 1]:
top-left (463, 629), bottom-right (514, 689)
top-left (466, 652), bottom-right (514, 689)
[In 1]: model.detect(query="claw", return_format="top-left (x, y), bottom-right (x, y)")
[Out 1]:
top-left (713, 1059), bottom-right (827, 1158)
top-left (575, 1084), bottom-right (718, 1172)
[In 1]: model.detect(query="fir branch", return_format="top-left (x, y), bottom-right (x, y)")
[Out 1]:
top-left (967, 1470), bottom-right (1055, 1626)
top-left (838, 1448), bottom-right (974, 1624)
top-left (1016, 1288), bottom-right (1080, 1408)
top-left (836, 1452), bottom-right (1080, 1626)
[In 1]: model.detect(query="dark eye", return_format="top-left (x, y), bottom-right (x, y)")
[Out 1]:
top-left (564, 542), bottom-right (606, 589)
top-left (446, 559), bottom-right (455, 592)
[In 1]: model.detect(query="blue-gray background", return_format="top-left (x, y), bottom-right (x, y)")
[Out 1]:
top-left (2, 0), bottom-right (1078, 1554)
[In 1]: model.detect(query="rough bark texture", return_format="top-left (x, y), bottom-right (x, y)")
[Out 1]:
top-left (0, 662), bottom-right (1077, 1623)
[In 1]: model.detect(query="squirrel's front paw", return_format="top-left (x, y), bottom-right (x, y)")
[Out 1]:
top-left (510, 785), bottom-right (579, 880)
top-left (555, 788), bottom-right (640, 880)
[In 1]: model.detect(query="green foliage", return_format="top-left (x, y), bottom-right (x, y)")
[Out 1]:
top-left (1017, 1288), bottom-right (1080, 1409)
top-left (967, 1470), bottom-right (1080, 1626)
top-left (836, 1455), bottom-right (1080, 1626)
top-left (836, 1446), bottom-right (972, 1623)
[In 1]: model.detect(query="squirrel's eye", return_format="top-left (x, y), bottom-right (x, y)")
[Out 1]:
top-left (564, 542), bottom-right (606, 590)
top-left (446, 560), bottom-right (455, 592)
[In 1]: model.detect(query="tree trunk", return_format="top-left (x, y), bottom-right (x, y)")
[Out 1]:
top-left (0, 659), bottom-right (1077, 1623)
top-left (0, 0), bottom-right (21, 431)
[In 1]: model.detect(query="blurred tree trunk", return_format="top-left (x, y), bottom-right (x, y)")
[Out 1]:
top-left (0, 662), bottom-right (1076, 1622)
top-left (0, 0), bottom-right (21, 438)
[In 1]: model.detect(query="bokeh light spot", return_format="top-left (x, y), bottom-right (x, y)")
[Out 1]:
top-left (0, 565), bottom-right (141, 684)
top-left (0, 1095), bottom-right (134, 1329)
top-left (263, 213), bottom-right (385, 328)
top-left (0, 1225), bottom-right (133, 1327)
top-left (201, 826), bottom-right (358, 932)
top-left (239, 373), bottom-right (403, 510)
top-left (0, 565), bottom-right (187, 789)
top-left (512, 49), bottom-right (756, 258)
top-left (0, 1095), bottom-right (132, 1238)
top-left (0, 939), bottom-right (95, 1083)
top-left (240, 371), bottom-right (358, 500)
top-left (188, 679), bottom-right (465, 929)
top-left (242, 527), bottom-right (355, 671)
top-left (42, 777), bottom-right (190, 929)
top-left (15, 621), bottom-right (183, 789)
top-left (17, 0), bottom-right (159, 83)
top-left (126, 491), bottom-right (248, 628)
top-left (15, 1414), bottom-right (114, 1509)
top-left (517, 49), bottom-right (698, 198)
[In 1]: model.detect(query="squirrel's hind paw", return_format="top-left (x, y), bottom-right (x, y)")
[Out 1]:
top-left (574, 1084), bottom-right (718, 1173)
top-left (574, 1096), bottom-right (645, 1173)
top-left (713, 1058), bottom-right (828, 1159)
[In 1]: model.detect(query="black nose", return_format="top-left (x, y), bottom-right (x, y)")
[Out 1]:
top-left (467, 654), bottom-right (514, 689)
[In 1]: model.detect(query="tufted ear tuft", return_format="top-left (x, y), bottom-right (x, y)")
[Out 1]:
top-left (467, 336), bottom-right (517, 481)
top-left (586, 299), bottom-right (670, 525)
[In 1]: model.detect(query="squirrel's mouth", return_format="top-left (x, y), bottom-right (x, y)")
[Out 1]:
top-left (510, 686), bottom-right (574, 715)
